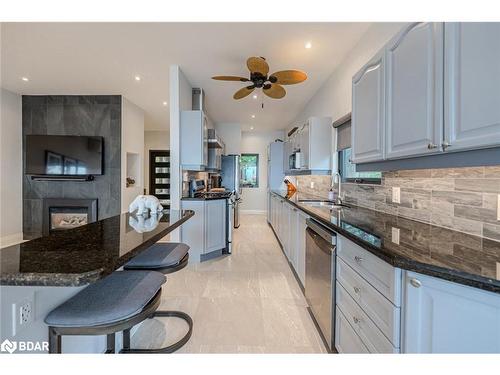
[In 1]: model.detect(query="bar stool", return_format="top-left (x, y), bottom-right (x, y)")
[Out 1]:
top-left (44, 271), bottom-right (166, 354)
top-left (121, 242), bottom-right (193, 353)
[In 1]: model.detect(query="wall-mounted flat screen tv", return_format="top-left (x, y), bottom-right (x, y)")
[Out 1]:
top-left (25, 135), bottom-right (104, 176)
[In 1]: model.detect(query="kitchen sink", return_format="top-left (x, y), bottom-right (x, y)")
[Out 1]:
top-left (298, 199), bottom-right (346, 209)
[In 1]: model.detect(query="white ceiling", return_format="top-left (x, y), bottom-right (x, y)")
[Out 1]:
top-left (1, 22), bottom-right (371, 131)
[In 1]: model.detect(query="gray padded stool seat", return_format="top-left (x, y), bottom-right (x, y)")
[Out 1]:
top-left (124, 242), bottom-right (189, 273)
top-left (121, 242), bottom-right (192, 354)
top-left (44, 271), bottom-right (165, 354)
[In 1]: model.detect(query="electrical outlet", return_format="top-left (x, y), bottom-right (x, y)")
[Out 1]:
top-left (392, 227), bottom-right (400, 245)
top-left (392, 187), bottom-right (401, 204)
top-left (497, 194), bottom-right (500, 221)
top-left (12, 297), bottom-right (34, 336)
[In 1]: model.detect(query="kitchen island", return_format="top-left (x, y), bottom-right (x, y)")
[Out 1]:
top-left (0, 209), bottom-right (194, 353)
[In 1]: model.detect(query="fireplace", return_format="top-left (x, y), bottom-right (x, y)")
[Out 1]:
top-left (43, 199), bottom-right (97, 235)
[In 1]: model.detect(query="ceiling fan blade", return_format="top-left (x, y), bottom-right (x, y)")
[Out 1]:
top-left (269, 70), bottom-right (307, 85)
top-left (263, 83), bottom-right (286, 99)
top-left (212, 75), bottom-right (250, 82)
top-left (247, 56), bottom-right (269, 75)
top-left (233, 85), bottom-right (255, 100)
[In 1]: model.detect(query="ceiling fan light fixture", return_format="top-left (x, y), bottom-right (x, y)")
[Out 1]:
top-left (213, 56), bottom-right (307, 100)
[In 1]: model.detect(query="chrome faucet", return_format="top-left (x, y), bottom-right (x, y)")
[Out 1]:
top-left (332, 172), bottom-right (342, 205)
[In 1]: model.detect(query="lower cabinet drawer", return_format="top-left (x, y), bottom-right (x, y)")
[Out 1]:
top-left (337, 258), bottom-right (401, 347)
top-left (336, 282), bottom-right (399, 353)
top-left (337, 235), bottom-right (401, 306)
top-left (335, 307), bottom-right (369, 353)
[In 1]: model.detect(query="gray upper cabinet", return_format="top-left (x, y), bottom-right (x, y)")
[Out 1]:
top-left (444, 22), bottom-right (500, 152)
top-left (385, 23), bottom-right (444, 159)
top-left (352, 50), bottom-right (385, 163)
top-left (181, 110), bottom-right (208, 170)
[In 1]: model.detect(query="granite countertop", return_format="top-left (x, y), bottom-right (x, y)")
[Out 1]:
top-left (271, 190), bottom-right (500, 294)
top-left (0, 210), bottom-right (194, 287)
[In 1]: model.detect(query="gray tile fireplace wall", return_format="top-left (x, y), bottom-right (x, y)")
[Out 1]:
top-left (291, 166), bottom-right (500, 242)
top-left (22, 95), bottom-right (122, 239)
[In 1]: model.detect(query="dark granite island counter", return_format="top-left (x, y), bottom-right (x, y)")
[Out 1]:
top-left (0, 210), bottom-right (194, 287)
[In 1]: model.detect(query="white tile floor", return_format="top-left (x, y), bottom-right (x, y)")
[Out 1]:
top-left (132, 214), bottom-right (327, 353)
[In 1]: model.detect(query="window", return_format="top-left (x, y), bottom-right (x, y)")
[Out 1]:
top-left (240, 154), bottom-right (259, 188)
top-left (338, 148), bottom-right (381, 184)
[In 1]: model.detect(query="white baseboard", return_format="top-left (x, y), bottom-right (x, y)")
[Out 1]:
top-left (240, 210), bottom-right (267, 215)
top-left (0, 232), bottom-right (25, 248)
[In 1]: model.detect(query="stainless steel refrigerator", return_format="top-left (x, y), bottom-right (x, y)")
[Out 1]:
top-left (221, 155), bottom-right (241, 229)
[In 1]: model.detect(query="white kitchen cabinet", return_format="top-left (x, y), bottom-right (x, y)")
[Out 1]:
top-left (335, 307), bottom-right (369, 354)
top-left (351, 49), bottom-right (386, 163)
top-left (288, 206), bottom-right (299, 271)
top-left (204, 199), bottom-right (226, 254)
top-left (180, 110), bottom-right (208, 170)
top-left (296, 210), bottom-right (309, 286)
top-left (403, 271), bottom-right (500, 353)
top-left (281, 202), bottom-right (291, 260)
top-left (181, 199), bottom-right (226, 261)
top-left (285, 117), bottom-right (332, 174)
top-left (385, 22), bottom-right (444, 159)
top-left (444, 22), bottom-right (500, 152)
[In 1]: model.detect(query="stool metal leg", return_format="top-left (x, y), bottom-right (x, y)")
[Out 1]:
top-left (122, 328), bottom-right (131, 350)
top-left (48, 327), bottom-right (61, 354)
top-left (120, 310), bottom-right (193, 354)
top-left (105, 333), bottom-right (116, 354)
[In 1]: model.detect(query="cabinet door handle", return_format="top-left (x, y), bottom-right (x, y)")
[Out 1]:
top-left (354, 256), bottom-right (363, 263)
top-left (409, 278), bottom-right (421, 288)
top-left (441, 141), bottom-right (452, 150)
top-left (353, 317), bottom-right (361, 324)
top-left (427, 143), bottom-right (438, 149)
top-left (353, 287), bottom-right (361, 294)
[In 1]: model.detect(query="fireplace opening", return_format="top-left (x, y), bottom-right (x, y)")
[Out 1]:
top-left (43, 198), bottom-right (97, 235)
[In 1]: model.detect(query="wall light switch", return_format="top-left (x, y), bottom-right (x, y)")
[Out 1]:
top-left (310, 181), bottom-right (315, 189)
top-left (392, 187), bottom-right (401, 204)
top-left (392, 227), bottom-right (400, 245)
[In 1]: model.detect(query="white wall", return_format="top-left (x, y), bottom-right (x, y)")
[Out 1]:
top-left (0, 88), bottom-right (23, 247)
top-left (143, 130), bottom-right (170, 193)
top-left (240, 130), bottom-right (284, 214)
top-left (288, 23), bottom-right (405, 131)
top-left (121, 97), bottom-right (145, 212)
top-left (215, 122), bottom-right (242, 155)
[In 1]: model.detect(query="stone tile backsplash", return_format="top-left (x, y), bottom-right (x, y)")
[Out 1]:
top-left (291, 166), bottom-right (500, 242)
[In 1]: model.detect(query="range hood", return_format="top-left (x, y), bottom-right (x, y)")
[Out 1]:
top-left (207, 129), bottom-right (225, 149)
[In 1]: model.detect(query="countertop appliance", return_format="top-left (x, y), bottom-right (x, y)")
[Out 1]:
top-left (209, 175), bottom-right (222, 189)
top-left (189, 179), bottom-right (206, 198)
top-left (289, 151), bottom-right (302, 170)
top-left (305, 218), bottom-right (337, 352)
top-left (221, 155), bottom-right (242, 229)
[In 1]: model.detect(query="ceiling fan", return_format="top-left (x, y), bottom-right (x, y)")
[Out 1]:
top-left (212, 56), bottom-right (307, 100)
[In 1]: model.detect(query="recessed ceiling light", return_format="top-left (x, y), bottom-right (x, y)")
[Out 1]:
top-left (134, 75), bottom-right (141, 81)
top-left (251, 114), bottom-right (255, 119)
top-left (252, 94), bottom-right (257, 99)
top-left (21, 77), bottom-right (29, 82)
top-left (162, 101), bottom-right (168, 106)
top-left (250, 126), bottom-right (254, 130)
top-left (305, 41), bottom-right (312, 49)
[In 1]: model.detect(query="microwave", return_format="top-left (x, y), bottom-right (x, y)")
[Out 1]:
top-left (289, 152), bottom-right (302, 170)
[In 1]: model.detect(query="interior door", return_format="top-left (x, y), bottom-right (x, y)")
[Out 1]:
top-left (351, 50), bottom-right (386, 163)
top-left (149, 150), bottom-right (170, 208)
top-left (385, 22), bottom-right (444, 159)
top-left (444, 22), bottom-right (500, 152)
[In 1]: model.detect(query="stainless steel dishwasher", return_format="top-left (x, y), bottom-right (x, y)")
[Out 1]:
top-left (305, 218), bottom-right (336, 352)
